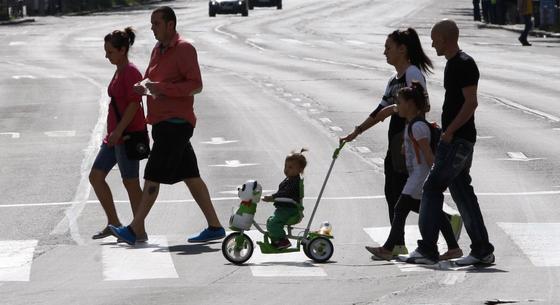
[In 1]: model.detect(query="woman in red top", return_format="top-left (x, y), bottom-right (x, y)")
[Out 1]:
top-left (89, 27), bottom-right (148, 242)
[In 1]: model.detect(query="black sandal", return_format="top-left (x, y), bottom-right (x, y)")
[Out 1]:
top-left (91, 226), bottom-right (113, 240)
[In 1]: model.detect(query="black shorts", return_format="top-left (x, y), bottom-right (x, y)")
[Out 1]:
top-left (144, 121), bottom-right (200, 184)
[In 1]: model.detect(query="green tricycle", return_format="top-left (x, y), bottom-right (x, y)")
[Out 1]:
top-left (221, 141), bottom-right (346, 265)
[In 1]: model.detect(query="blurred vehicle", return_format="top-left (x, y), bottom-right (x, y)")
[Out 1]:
top-left (249, 0), bottom-right (282, 10)
top-left (209, 0), bottom-right (249, 17)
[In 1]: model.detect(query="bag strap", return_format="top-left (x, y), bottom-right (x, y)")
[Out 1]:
top-left (110, 69), bottom-right (148, 132)
top-left (110, 96), bottom-right (122, 123)
top-left (407, 117), bottom-right (429, 164)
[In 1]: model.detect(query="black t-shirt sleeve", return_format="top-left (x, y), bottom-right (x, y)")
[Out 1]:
top-left (458, 57), bottom-right (480, 88)
top-left (369, 104), bottom-right (384, 118)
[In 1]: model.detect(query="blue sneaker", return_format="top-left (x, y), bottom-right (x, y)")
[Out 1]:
top-left (187, 227), bottom-right (226, 243)
top-left (109, 225), bottom-right (136, 245)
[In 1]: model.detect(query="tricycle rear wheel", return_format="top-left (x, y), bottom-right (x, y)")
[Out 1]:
top-left (305, 237), bottom-right (333, 263)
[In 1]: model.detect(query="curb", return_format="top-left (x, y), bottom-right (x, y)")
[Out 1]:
top-left (477, 21), bottom-right (560, 38)
top-left (0, 18), bottom-right (35, 25)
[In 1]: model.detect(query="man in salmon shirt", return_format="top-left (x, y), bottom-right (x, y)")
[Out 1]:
top-left (110, 6), bottom-right (225, 245)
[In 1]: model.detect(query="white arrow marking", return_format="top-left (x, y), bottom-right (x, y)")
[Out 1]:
top-left (44, 130), bottom-right (76, 137)
top-left (201, 137), bottom-right (238, 145)
top-left (499, 152), bottom-right (543, 162)
top-left (209, 160), bottom-right (258, 168)
top-left (0, 132), bottom-right (20, 139)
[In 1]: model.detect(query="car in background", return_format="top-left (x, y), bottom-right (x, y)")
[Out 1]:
top-left (248, 0), bottom-right (282, 10)
top-left (209, 0), bottom-right (249, 17)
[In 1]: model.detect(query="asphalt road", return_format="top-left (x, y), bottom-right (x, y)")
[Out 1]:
top-left (0, 0), bottom-right (560, 304)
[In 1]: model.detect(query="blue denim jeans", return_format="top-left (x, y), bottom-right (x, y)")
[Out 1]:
top-left (417, 138), bottom-right (494, 261)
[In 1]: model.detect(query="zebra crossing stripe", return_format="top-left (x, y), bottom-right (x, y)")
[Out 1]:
top-left (0, 240), bottom-right (38, 281)
top-left (239, 230), bottom-right (327, 277)
top-left (102, 236), bottom-right (179, 281)
top-left (498, 222), bottom-right (560, 267)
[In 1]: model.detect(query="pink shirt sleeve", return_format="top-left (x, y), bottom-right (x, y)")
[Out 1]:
top-left (123, 65), bottom-right (143, 105)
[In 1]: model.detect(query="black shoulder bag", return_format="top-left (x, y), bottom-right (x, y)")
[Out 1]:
top-left (109, 96), bottom-right (150, 160)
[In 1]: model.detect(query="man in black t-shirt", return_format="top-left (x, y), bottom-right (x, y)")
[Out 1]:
top-left (405, 19), bottom-right (495, 266)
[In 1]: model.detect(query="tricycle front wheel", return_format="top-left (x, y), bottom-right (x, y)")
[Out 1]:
top-left (222, 232), bottom-right (254, 265)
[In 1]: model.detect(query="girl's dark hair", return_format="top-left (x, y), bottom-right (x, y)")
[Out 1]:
top-left (286, 148), bottom-right (308, 171)
top-left (104, 27), bottom-right (136, 54)
top-left (388, 28), bottom-right (433, 74)
top-left (398, 81), bottom-right (429, 113)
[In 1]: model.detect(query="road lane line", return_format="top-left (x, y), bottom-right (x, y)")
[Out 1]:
top-left (102, 236), bottom-right (179, 281)
top-left (489, 96), bottom-right (560, 122)
top-left (4, 190), bottom-right (560, 209)
top-left (241, 230), bottom-right (327, 277)
top-left (498, 222), bottom-right (560, 267)
top-left (0, 240), bottom-right (38, 281)
top-left (50, 74), bottom-right (107, 245)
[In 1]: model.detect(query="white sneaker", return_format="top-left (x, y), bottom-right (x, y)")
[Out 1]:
top-left (404, 249), bottom-right (437, 265)
top-left (455, 253), bottom-right (495, 266)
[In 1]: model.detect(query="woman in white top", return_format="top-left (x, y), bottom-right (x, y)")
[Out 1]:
top-left (365, 82), bottom-right (462, 261)
top-left (341, 28), bottom-right (432, 256)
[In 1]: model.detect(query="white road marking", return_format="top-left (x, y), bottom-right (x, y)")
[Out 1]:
top-left (319, 118), bottom-right (332, 124)
top-left (241, 230), bottom-right (327, 277)
top-left (50, 74), bottom-right (107, 245)
top-left (291, 98), bottom-right (302, 102)
top-left (245, 39), bottom-right (266, 51)
top-left (0, 240), bottom-right (38, 281)
top-left (490, 96), bottom-right (560, 122)
top-left (4, 190), bottom-right (560, 209)
top-left (12, 75), bottom-right (36, 79)
top-left (499, 152), bottom-right (543, 162)
top-left (355, 146), bottom-right (371, 154)
top-left (368, 157), bottom-right (385, 166)
top-left (0, 132), bottom-right (20, 139)
top-left (209, 160), bottom-right (259, 168)
top-left (345, 40), bottom-right (367, 45)
top-left (264, 83), bottom-right (274, 87)
top-left (214, 25), bottom-right (238, 39)
top-left (44, 130), bottom-right (76, 137)
top-left (9, 41), bottom-right (26, 46)
top-left (329, 126), bottom-right (343, 132)
top-left (476, 135), bottom-right (494, 139)
top-left (283, 93), bottom-right (292, 97)
top-left (300, 103), bottom-right (311, 108)
top-left (201, 137), bottom-right (238, 145)
top-left (439, 272), bottom-right (467, 286)
top-left (498, 223), bottom-right (560, 267)
top-left (102, 236), bottom-right (178, 281)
